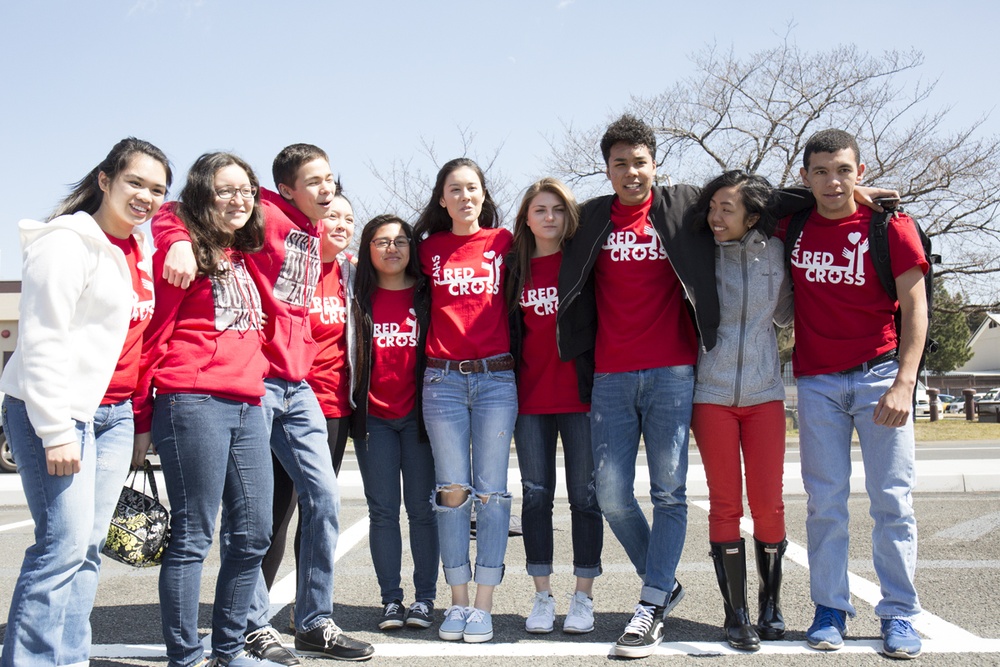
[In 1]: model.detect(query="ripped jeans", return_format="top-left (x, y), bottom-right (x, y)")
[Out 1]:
top-left (422, 359), bottom-right (517, 586)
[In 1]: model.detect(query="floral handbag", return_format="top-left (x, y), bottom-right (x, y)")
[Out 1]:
top-left (103, 460), bottom-right (171, 567)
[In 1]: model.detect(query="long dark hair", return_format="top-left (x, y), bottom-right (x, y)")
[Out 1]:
top-left (696, 170), bottom-right (777, 237)
top-left (176, 152), bottom-right (265, 277)
top-left (50, 137), bottom-right (172, 220)
top-left (412, 158), bottom-right (501, 240)
top-left (354, 214), bottom-right (422, 311)
top-left (506, 178), bottom-right (580, 313)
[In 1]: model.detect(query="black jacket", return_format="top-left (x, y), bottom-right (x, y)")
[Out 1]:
top-left (556, 184), bottom-right (812, 401)
top-left (350, 280), bottom-right (430, 442)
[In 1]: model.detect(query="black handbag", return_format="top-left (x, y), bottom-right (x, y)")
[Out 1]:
top-left (102, 460), bottom-right (171, 567)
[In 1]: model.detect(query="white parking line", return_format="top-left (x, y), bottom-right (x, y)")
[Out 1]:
top-left (0, 519), bottom-right (32, 533)
top-left (691, 499), bottom-right (981, 643)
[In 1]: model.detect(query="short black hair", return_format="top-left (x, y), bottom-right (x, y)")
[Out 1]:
top-left (600, 114), bottom-right (657, 165)
top-left (696, 170), bottom-right (777, 237)
top-left (272, 143), bottom-right (329, 189)
top-left (803, 129), bottom-right (861, 170)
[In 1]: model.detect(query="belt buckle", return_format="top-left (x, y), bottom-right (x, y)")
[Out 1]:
top-left (458, 360), bottom-right (476, 375)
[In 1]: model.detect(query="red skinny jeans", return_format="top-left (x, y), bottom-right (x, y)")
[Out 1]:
top-left (691, 400), bottom-right (786, 543)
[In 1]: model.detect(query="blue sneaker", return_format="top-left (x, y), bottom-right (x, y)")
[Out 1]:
top-left (438, 605), bottom-right (468, 641)
top-left (463, 607), bottom-right (494, 643)
top-left (806, 605), bottom-right (847, 650)
top-left (881, 618), bottom-right (922, 659)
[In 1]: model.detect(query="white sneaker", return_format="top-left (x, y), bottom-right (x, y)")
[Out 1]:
top-left (563, 591), bottom-right (595, 634)
top-left (525, 591), bottom-right (556, 634)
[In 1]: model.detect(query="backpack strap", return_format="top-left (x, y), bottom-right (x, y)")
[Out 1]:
top-left (868, 210), bottom-right (897, 302)
top-left (782, 207), bottom-right (812, 271)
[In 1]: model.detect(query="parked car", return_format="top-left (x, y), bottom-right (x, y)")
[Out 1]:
top-left (977, 388), bottom-right (1000, 421)
top-left (935, 393), bottom-right (960, 413)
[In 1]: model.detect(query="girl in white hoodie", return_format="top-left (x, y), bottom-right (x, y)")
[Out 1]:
top-left (0, 138), bottom-right (170, 667)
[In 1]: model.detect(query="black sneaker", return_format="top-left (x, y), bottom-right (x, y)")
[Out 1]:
top-left (378, 600), bottom-right (405, 631)
top-left (295, 618), bottom-right (374, 661)
top-left (244, 626), bottom-right (301, 666)
top-left (663, 580), bottom-right (685, 617)
top-left (614, 602), bottom-right (665, 658)
top-left (405, 600), bottom-right (434, 629)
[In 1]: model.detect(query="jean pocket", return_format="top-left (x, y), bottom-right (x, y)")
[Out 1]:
top-left (666, 364), bottom-right (695, 379)
top-left (487, 368), bottom-right (515, 383)
top-left (869, 359), bottom-right (899, 380)
top-left (168, 393), bottom-right (213, 405)
top-left (423, 368), bottom-right (446, 385)
top-left (593, 372), bottom-right (611, 382)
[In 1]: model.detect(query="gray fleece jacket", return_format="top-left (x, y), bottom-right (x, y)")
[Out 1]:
top-left (694, 228), bottom-right (793, 407)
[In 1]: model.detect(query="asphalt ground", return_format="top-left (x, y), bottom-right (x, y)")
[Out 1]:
top-left (1, 443), bottom-right (999, 666)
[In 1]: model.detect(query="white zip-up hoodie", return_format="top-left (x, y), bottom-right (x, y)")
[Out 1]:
top-left (0, 211), bottom-right (148, 448)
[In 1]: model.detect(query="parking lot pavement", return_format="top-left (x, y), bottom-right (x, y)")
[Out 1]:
top-left (1, 477), bottom-right (1000, 666)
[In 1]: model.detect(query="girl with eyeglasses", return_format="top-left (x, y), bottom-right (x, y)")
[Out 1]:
top-left (506, 178), bottom-right (604, 635)
top-left (413, 158), bottom-right (516, 643)
top-left (350, 214), bottom-right (439, 632)
top-left (133, 152), bottom-right (274, 667)
top-left (0, 137), bottom-right (169, 667)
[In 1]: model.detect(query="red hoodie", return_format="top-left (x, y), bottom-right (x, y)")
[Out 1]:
top-left (152, 189), bottom-right (323, 381)
top-left (135, 204), bottom-right (268, 432)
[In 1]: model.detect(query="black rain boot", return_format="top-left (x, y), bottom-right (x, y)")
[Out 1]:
top-left (710, 540), bottom-right (760, 651)
top-left (754, 537), bottom-right (787, 640)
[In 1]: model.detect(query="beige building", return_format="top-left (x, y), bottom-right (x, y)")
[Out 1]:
top-left (0, 281), bottom-right (20, 374)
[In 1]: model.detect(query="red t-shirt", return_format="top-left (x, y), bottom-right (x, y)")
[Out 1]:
top-left (133, 250), bottom-right (268, 433)
top-left (368, 286), bottom-right (419, 420)
top-left (306, 260), bottom-right (351, 418)
top-left (593, 195), bottom-right (697, 373)
top-left (518, 252), bottom-right (589, 414)
top-left (103, 233), bottom-right (154, 404)
top-left (419, 227), bottom-right (513, 360)
top-left (777, 207), bottom-right (928, 376)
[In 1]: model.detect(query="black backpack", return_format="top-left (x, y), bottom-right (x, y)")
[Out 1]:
top-left (783, 204), bottom-right (939, 356)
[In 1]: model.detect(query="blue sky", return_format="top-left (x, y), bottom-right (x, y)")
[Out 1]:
top-left (1, 0), bottom-right (997, 279)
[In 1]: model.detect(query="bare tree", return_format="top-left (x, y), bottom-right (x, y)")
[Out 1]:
top-left (365, 125), bottom-right (518, 230)
top-left (546, 39), bottom-right (1000, 308)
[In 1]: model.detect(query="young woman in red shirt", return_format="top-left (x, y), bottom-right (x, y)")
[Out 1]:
top-left (351, 214), bottom-right (438, 631)
top-left (506, 178), bottom-right (604, 635)
top-left (413, 158), bottom-right (516, 643)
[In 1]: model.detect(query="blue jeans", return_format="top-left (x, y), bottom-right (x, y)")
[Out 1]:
top-left (422, 361), bottom-right (516, 586)
top-left (590, 365), bottom-right (693, 607)
top-left (154, 394), bottom-right (273, 666)
top-left (1, 396), bottom-right (133, 667)
top-left (355, 411), bottom-right (438, 602)
top-left (248, 378), bottom-right (339, 633)
top-left (797, 359), bottom-right (921, 619)
top-left (514, 412), bottom-right (603, 578)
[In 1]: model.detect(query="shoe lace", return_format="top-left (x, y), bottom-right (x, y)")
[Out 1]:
top-left (444, 604), bottom-right (465, 621)
top-left (410, 601), bottom-right (431, 616)
top-left (884, 618), bottom-right (914, 636)
top-left (567, 592), bottom-right (591, 616)
top-left (246, 626), bottom-right (281, 650)
top-left (530, 592), bottom-right (554, 617)
top-left (624, 604), bottom-right (656, 635)
top-left (465, 607), bottom-right (487, 625)
top-left (384, 601), bottom-right (402, 616)
top-left (814, 605), bottom-right (842, 629)
top-left (319, 618), bottom-right (342, 646)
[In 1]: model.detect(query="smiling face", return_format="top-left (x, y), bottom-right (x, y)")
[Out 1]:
top-left (439, 165), bottom-right (484, 234)
top-left (800, 148), bottom-right (866, 219)
top-left (321, 196), bottom-right (354, 262)
top-left (525, 191), bottom-right (567, 253)
top-left (707, 185), bottom-right (759, 242)
top-left (369, 221), bottom-right (410, 280)
top-left (95, 153), bottom-right (168, 238)
top-left (212, 164), bottom-right (255, 231)
top-left (606, 142), bottom-right (656, 206)
top-left (279, 157), bottom-right (336, 224)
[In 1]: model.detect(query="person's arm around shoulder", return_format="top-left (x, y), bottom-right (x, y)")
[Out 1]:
top-left (151, 204), bottom-right (197, 288)
top-left (872, 266), bottom-right (927, 426)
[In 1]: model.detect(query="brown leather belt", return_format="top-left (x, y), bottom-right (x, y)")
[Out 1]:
top-left (837, 349), bottom-right (898, 375)
top-left (426, 354), bottom-right (515, 374)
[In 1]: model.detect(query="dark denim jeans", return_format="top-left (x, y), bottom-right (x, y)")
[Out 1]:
top-left (154, 394), bottom-right (273, 666)
top-left (355, 411), bottom-right (439, 603)
top-left (514, 412), bottom-right (602, 578)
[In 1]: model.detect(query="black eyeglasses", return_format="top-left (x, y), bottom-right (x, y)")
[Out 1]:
top-left (371, 237), bottom-right (410, 250)
top-left (216, 186), bottom-right (258, 200)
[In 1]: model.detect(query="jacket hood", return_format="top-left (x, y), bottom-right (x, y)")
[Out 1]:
top-left (18, 211), bottom-right (107, 250)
